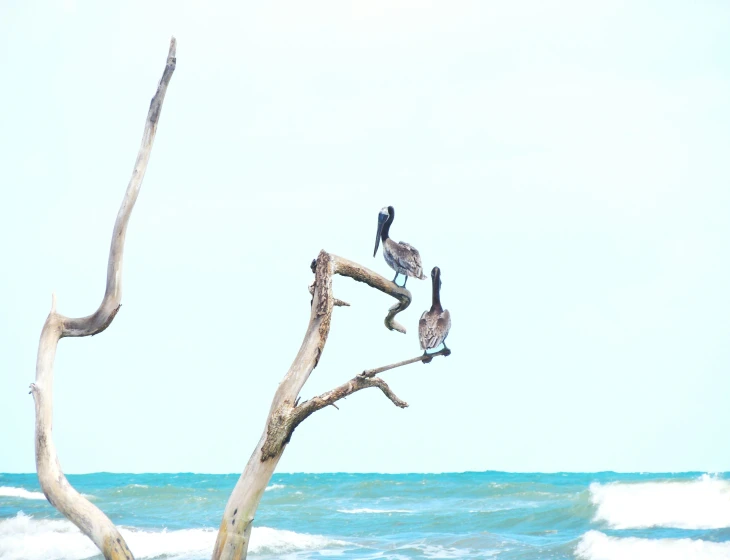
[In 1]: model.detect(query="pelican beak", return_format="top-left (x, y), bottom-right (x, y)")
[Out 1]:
top-left (374, 212), bottom-right (387, 257)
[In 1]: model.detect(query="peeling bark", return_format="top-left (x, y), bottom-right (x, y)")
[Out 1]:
top-left (30, 38), bottom-right (176, 560)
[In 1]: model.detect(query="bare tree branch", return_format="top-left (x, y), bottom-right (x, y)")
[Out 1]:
top-left (212, 250), bottom-right (415, 559)
top-left (293, 375), bottom-right (408, 422)
top-left (360, 348), bottom-right (452, 378)
top-left (30, 38), bottom-right (176, 560)
top-left (330, 254), bottom-right (411, 333)
top-left (286, 349), bottom-right (452, 437)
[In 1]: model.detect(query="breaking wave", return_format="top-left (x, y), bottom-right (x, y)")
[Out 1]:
top-left (590, 474), bottom-right (730, 529)
top-left (0, 486), bottom-right (46, 500)
top-left (0, 512), bottom-right (347, 560)
top-left (265, 484), bottom-right (285, 491)
top-left (576, 530), bottom-right (730, 560)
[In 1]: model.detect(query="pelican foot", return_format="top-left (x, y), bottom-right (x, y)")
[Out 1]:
top-left (421, 352), bottom-right (433, 364)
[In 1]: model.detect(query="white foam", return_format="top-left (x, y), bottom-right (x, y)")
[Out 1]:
top-left (337, 508), bottom-right (413, 514)
top-left (576, 530), bottom-right (730, 560)
top-left (418, 544), bottom-right (485, 558)
top-left (0, 487), bottom-right (46, 500)
top-left (590, 474), bottom-right (730, 529)
top-left (265, 483), bottom-right (285, 491)
top-left (250, 526), bottom-right (346, 554)
top-left (0, 512), bottom-right (346, 560)
top-left (0, 513), bottom-right (99, 560)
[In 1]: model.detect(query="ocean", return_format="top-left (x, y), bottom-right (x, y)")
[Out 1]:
top-left (2, 471), bottom-right (730, 559)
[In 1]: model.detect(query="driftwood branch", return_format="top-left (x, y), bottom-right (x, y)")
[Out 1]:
top-left (360, 348), bottom-right (452, 378)
top-left (308, 282), bottom-right (349, 307)
top-left (294, 375), bottom-right (408, 420)
top-left (212, 250), bottom-right (418, 560)
top-left (288, 349), bottom-right (452, 437)
top-left (331, 254), bottom-right (411, 333)
top-left (30, 38), bottom-right (176, 560)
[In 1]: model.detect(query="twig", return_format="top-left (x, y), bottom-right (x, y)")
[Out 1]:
top-left (308, 282), bottom-right (349, 306)
top-left (359, 348), bottom-right (451, 378)
top-left (292, 375), bottom-right (408, 431)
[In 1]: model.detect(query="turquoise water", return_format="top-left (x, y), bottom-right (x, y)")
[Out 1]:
top-left (2, 471), bottom-right (730, 559)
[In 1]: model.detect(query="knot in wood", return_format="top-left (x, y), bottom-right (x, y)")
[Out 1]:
top-left (260, 403), bottom-right (294, 461)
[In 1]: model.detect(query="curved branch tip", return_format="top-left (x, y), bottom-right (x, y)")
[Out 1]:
top-left (31, 39), bottom-right (177, 560)
top-left (329, 254), bottom-right (412, 333)
top-left (387, 319), bottom-right (407, 334)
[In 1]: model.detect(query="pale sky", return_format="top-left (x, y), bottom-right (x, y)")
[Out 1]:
top-left (1, 0), bottom-right (729, 474)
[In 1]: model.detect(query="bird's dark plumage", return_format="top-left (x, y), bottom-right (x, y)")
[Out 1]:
top-left (419, 267), bottom-right (451, 353)
top-left (373, 206), bottom-right (425, 287)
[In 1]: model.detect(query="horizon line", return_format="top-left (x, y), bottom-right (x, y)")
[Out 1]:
top-left (2, 469), bottom-right (725, 476)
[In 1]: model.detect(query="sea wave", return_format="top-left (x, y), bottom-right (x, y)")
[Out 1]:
top-left (0, 512), bottom-right (347, 560)
top-left (337, 508), bottom-right (413, 514)
top-left (265, 484), bottom-right (285, 491)
top-left (0, 486), bottom-right (93, 501)
top-left (0, 486), bottom-right (46, 500)
top-left (414, 543), bottom-right (498, 558)
top-left (576, 530), bottom-right (730, 560)
top-left (590, 474), bottom-right (730, 529)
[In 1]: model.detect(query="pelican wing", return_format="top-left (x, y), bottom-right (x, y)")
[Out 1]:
top-left (418, 311), bottom-right (433, 350)
top-left (419, 310), bottom-right (440, 350)
top-left (419, 309), bottom-right (451, 350)
top-left (394, 240), bottom-right (425, 279)
top-left (436, 309), bottom-right (451, 342)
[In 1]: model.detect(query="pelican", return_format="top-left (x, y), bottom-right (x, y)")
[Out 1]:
top-left (373, 206), bottom-right (425, 287)
top-left (419, 267), bottom-right (451, 359)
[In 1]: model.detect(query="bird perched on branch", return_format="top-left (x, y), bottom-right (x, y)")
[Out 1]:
top-left (373, 206), bottom-right (425, 288)
top-left (419, 266), bottom-right (451, 361)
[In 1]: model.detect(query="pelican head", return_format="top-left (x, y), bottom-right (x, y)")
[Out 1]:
top-left (373, 206), bottom-right (394, 257)
top-left (431, 266), bottom-right (442, 289)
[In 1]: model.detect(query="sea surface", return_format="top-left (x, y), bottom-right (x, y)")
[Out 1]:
top-left (2, 471), bottom-right (730, 559)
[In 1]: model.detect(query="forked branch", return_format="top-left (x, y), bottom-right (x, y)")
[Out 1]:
top-left (214, 251), bottom-right (449, 560)
top-left (330, 254), bottom-right (411, 333)
top-left (30, 38), bottom-right (176, 560)
top-left (290, 349), bottom-right (451, 430)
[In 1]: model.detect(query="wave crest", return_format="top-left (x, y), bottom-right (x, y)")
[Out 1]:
top-left (0, 512), bottom-right (346, 560)
top-left (0, 487), bottom-right (46, 500)
top-left (590, 474), bottom-right (730, 529)
top-left (576, 530), bottom-right (730, 560)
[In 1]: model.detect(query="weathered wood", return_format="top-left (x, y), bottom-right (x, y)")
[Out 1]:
top-left (212, 251), bottom-right (334, 559)
top-left (213, 252), bottom-right (451, 559)
top-left (359, 347), bottom-right (452, 378)
top-left (212, 251), bottom-right (424, 560)
top-left (332, 254), bottom-right (412, 333)
top-left (286, 348), bottom-right (452, 442)
top-left (29, 38), bottom-right (177, 560)
top-left (293, 375), bottom-right (409, 421)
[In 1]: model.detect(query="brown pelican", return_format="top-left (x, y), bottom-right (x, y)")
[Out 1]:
top-left (419, 267), bottom-right (451, 360)
top-left (373, 206), bottom-right (426, 287)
